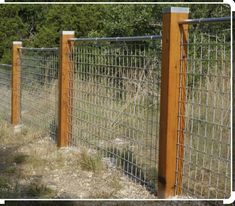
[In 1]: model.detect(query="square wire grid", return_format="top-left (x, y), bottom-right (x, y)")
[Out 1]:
top-left (0, 64), bottom-right (12, 122)
top-left (20, 48), bottom-right (59, 139)
top-left (176, 22), bottom-right (231, 198)
top-left (69, 39), bottom-right (161, 191)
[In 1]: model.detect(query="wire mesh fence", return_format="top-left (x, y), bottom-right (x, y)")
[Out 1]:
top-left (20, 47), bottom-right (59, 139)
top-left (69, 37), bottom-right (162, 191)
top-left (0, 13), bottom-right (232, 198)
top-left (0, 64), bottom-right (12, 122)
top-left (175, 21), bottom-right (231, 198)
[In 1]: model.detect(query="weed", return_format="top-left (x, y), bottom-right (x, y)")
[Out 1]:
top-left (14, 154), bottom-right (29, 164)
top-left (26, 180), bottom-right (54, 198)
top-left (2, 167), bottom-right (16, 174)
top-left (27, 155), bottom-right (46, 169)
top-left (79, 150), bottom-right (103, 173)
top-left (90, 176), bottom-right (122, 198)
top-left (0, 176), bottom-right (11, 197)
top-left (0, 176), bottom-right (9, 189)
top-left (0, 122), bottom-right (12, 140)
top-left (109, 175), bottom-right (122, 193)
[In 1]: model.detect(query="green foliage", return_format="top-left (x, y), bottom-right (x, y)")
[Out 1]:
top-left (0, 176), bottom-right (11, 197)
top-left (26, 180), bottom-right (54, 198)
top-left (0, 4), bottom-right (230, 63)
top-left (14, 154), bottom-right (29, 164)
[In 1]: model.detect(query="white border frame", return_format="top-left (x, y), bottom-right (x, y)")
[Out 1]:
top-left (0, 1), bottom-right (233, 204)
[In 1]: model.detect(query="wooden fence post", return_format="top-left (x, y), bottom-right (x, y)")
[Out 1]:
top-left (58, 31), bottom-right (75, 147)
top-left (158, 7), bottom-right (189, 198)
top-left (11, 41), bottom-right (22, 129)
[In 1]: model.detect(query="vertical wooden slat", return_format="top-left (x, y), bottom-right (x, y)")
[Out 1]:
top-left (158, 7), bottom-right (189, 198)
top-left (11, 41), bottom-right (22, 127)
top-left (58, 31), bottom-right (75, 147)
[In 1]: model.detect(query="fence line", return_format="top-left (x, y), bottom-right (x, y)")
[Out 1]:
top-left (0, 7), bottom-right (232, 199)
top-left (20, 46), bottom-right (59, 138)
top-left (179, 16), bottom-right (231, 24)
top-left (0, 64), bottom-right (12, 122)
top-left (69, 36), bottom-right (162, 191)
top-left (175, 18), bottom-right (231, 199)
top-left (69, 35), bottom-right (162, 42)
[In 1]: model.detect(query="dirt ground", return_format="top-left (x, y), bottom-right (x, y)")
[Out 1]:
top-left (0, 120), bottom-right (157, 199)
top-left (0, 119), bottom-right (227, 206)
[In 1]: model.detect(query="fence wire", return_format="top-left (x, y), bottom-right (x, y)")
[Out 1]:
top-left (176, 21), bottom-right (231, 198)
top-left (69, 38), bottom-right (161, 191)
top-left (20, 47), bottom-right (59, 139)
top-left (0, 64), bottom-right (12, 122)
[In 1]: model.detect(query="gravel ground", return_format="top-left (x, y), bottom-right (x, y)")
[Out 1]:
top-left (0, 121), bottom-right (228, 205)
top-left (0, 121), bottom-right (156, 199)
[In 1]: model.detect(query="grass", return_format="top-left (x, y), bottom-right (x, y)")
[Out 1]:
top-left (90, 175), bottom-right (123, 198)
top-left (177, 34), bottom-right (231, 198)
top-left (26, 180), bottom-right (54, 198)
top-left (71, 64), bottom-right (160, 192)
top-left (0, 116), bottom-right (56, 198)
top-left (0, 114), bottom-right (155, 199)
top-left (79, 149), bottom-right (103, 173)
top-left (2, 167), bottom-right (17, 174)
top-left (14, 154), bottom-right (29, 164)
top-left (0, 176), bottom-right (13, 198)
top-left (0, 176), bottom-right (10, 190)
top-left (0, 34), bottom-right (231, 199)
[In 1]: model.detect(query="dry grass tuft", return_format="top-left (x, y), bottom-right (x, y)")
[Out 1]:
top-left (26, 179), bottom-right (54, 198)
top-left (14, 154), bottom-right (29, 164)
top-left (79, 149), bottom-right (103, 173)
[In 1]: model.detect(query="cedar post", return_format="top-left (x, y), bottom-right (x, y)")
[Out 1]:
top-left (11, 41), bottom-right (22, 129)
top-left (158, 7), bottom-right (189, 198)
top-left (58, 31), bottom-right (75, 147)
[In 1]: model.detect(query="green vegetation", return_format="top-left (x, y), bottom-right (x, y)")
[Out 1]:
top-left (0, 119), bottom-right (136, 199)
top-left (0, 176), bottom-right (10, 194)
top-left (79, 149), bottom-right (103, 173)
top-left (0, 4), bottom-right (231, 199)
top-left (14, 154), bottom-right (29, 164)
top-left (0, 4), bottom-right (230, 63)
top-left (26, 180), bottom-right (54, 198)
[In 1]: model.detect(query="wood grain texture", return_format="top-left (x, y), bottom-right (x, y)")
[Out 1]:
top-left (58, 32), bottom-right (74, 147)
top-left (11, 42), bottom-right (22, 126)
top-left (158, 11), bottom-right (188, 198)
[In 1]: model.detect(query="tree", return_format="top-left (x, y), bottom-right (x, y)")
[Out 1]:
top-left (0, 4), bottom-right (230, 63)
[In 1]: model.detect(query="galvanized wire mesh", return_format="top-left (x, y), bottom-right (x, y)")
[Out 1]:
top-left (69, 38), bottom-right (161, 191)
top-left (176, 21), bottom-right (231, 198)
top-left (0, 64), bottom-right (12, 122)
top-left (20, 48), bottom-right (59, 138)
